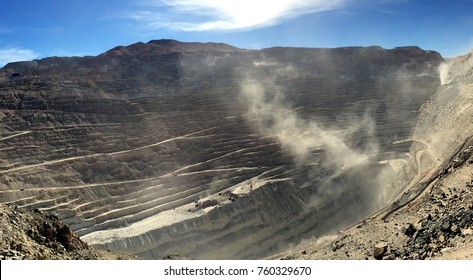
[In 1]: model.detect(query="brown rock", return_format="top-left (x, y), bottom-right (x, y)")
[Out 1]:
top-left (450, 224), bottom-right (459, 233)
top-left (374, 242), bottom-right (388, 260)
top-left (438, 235), bottom-right (445, 242)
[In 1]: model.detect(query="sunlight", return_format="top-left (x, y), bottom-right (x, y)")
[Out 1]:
top-left (161, 0), bottom-right (346, 30)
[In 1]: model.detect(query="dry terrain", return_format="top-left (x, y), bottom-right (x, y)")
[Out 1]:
top-left (1, 40), bottom-right (472, 260)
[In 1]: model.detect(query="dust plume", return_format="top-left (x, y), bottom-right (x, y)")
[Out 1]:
top-left (438, 62), bottom-right (451, 85)
top-left (238, 72), bottom-right (390, 252)
top-left (240, 76), bottom-right (378, 171)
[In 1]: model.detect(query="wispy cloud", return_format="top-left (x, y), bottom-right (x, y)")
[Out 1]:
top-left (0, 27), bottom-right (12, 34)
top-left (132, 0), bottom-right (350, 31)
top-left (0, 48), bottom-right (39, 67)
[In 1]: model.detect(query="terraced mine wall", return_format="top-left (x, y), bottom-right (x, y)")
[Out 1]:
top-left (0, 40), bottom-right (443, 259)
top-left (414, 52), bottom-right (473, 162)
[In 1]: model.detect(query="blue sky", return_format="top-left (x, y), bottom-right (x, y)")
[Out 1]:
top-left (1, 0), bottom-right (473, 66)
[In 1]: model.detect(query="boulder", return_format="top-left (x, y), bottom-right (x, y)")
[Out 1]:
top-left (374, 242), bottom-right (388, 260)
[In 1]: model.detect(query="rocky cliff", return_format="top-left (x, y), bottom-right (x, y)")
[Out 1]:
top-left (0, 40), bottom-right (444, 259)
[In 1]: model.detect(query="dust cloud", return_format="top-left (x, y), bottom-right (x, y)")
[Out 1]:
top-left (237, 64), bottom-right (397, 239)
top-left (438, 61), bottom-right (451, 85)
top-left (240, 76), bottom-right (378, 172)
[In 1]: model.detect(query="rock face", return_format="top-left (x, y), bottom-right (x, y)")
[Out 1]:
top-left (0, 40), bottom-right (443, 259)
top-left (0, 203), bottom-right (138, 260)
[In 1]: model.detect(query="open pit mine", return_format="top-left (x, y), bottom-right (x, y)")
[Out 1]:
top-left (1, 40), bottom-right (472, 259)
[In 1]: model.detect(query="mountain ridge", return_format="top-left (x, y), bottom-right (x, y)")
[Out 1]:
top-left (2, 40), bottom-right (442, 71)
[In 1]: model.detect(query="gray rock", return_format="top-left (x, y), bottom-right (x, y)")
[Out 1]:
top-left (441, 220), bottom-right (451, 232)
top-left (405, 223), bottom-right (416, 236)
top-left (332, 240), bottom-right (344, 252)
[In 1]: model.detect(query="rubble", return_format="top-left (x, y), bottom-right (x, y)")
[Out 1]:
top-left (0, 204), bottom-right (138, 260)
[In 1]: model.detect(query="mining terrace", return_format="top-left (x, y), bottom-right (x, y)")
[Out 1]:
top-left (1, 40), bottom-right (472, 259)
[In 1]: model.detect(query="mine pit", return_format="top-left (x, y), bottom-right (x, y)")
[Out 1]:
top-left (2, 40), bottom-right (472, 259)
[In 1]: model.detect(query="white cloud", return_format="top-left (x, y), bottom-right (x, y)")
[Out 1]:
top-left (134, 0), bottom-right (350, 31)
top-left (0, 48), bottom-right (39, 67)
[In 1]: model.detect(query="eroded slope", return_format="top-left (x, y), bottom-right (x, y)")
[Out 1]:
top-left (283, 49), bottom-right (473, 260)
top-left (0, 40), bottom-right (442, 259)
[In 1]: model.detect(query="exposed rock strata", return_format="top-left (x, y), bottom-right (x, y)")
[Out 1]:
top-left (0, 40), bottom-right (443, 259)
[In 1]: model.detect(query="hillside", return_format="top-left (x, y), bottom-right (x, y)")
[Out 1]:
top-left (0, 203), bottom-right (138, 260)
top-left (2, 40), bottom-right (466, 259)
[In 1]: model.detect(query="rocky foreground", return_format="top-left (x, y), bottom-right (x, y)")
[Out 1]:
top-left (0, 203), bottom-right (138, 260)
